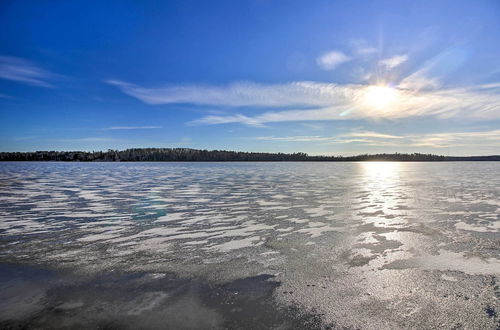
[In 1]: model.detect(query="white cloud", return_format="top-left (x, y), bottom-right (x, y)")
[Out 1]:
top-left (190, 82), bottom-right (500, 125)
top-left (53, 137), bottom-right (116, 143)
top-left (253, 129), bottom-right (500, 152)
top-left (379, 55), bottom-right (408, 69)
top-left (316, 51), bottom-right (351, 70)
top-left (301, 123), bottom-right (326, 131)
top-left (342, 131), bottom-right (404, 139)
top-left (398, 48), bottom-right (469, 91)
top-left (398, 72), bottom-right (440, 90)
top-left (104, 126), bottom-right (162, 130)
top-left (408, 129), bottom-right (500, 148)
top-left (108, 77), bottom-right (500, 127)
top-left (191, 107), bottom-right (347, 126)
top-left (350, 40), bottom-right (378, 56)
top-left (345, 129), bottom-right (500, 149)
top-left (107, 80), bottom-right (354, 107)
top-left (0, 56), bottom-right (55, 88)
top-left (356, 47), bottom-right (377, 56)
top-left (255, 136), bottom-right (334, 142)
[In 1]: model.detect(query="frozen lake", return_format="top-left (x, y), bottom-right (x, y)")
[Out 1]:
top-left (0, 162), bottom-right (499, 329)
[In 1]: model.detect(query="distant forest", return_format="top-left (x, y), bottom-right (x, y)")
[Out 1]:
top-left (0, 148), bottom-right (499, 162)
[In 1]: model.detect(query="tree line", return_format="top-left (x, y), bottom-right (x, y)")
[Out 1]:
top-left (0, 148), bottom-right (498, 162)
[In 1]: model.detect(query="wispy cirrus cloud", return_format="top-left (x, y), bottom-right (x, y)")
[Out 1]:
top-left (254, 129), bottom-right (500, 150)
top-left (398, 73), bottom-right (440, 91)
top-left (379, 55), bottom-right (408, 69)
top-left (254, 132), bottom-right (402, 145)
top-left (255, 135), bottom-right (334, 142)
top-left (108, 45), bottom-right (500, 127)
top-left (104, 126), bottom-right (162, 130)
top-left (398, 48), bottom-right (469, 91)
top-left (408, 129), bottom-right (500, 148)
top-left (316, 51), bottom-right (351, 70)
top-left (191, 82), bottom-right (500, 125)
top-left (342, 131), bottom-right (404, 139)
top-left (106, 80), bottom-right (353, 107)
top-left (350, 39), bottom-right (378, 56)
top-left (0, 56), bottom-right (56, 88)
top-left (109, 78), bottom-right (500, 126)
top-left (52, 137), bottom-right (117, 143)
top-left (301, 122), bottom-right (326, 131)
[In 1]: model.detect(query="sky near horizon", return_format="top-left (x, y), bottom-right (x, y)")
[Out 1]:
top-left (1, 0), bottom-right (500, 156)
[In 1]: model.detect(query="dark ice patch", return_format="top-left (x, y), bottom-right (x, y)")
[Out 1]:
top-left (0, 263), bottom-right (324, 330)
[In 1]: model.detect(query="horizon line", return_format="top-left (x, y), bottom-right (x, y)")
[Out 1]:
top-left (0, 148), bottom-right (499, 160)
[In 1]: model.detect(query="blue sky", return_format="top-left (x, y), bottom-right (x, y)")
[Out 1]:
top-left (1, 0), bottom-right (500, 155)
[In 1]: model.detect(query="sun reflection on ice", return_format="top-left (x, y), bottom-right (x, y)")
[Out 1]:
top-left (355, 162), bottom-right (436, 273)
top-left (361, 161), bottom-right (401, 179)
top-left (355, 162), bottom-right (423, 302)
top-left (358, 162), bottom-right (407, 227)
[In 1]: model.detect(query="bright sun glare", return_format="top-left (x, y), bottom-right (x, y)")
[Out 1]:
top-left (362, 85), bottom-right (398, 111)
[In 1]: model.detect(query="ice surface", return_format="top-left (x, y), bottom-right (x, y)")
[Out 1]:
top-left (0, 161), bottom-right (499, 329)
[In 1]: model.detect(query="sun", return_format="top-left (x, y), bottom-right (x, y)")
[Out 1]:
top-left (362, 85), bottom-right (398, 111)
